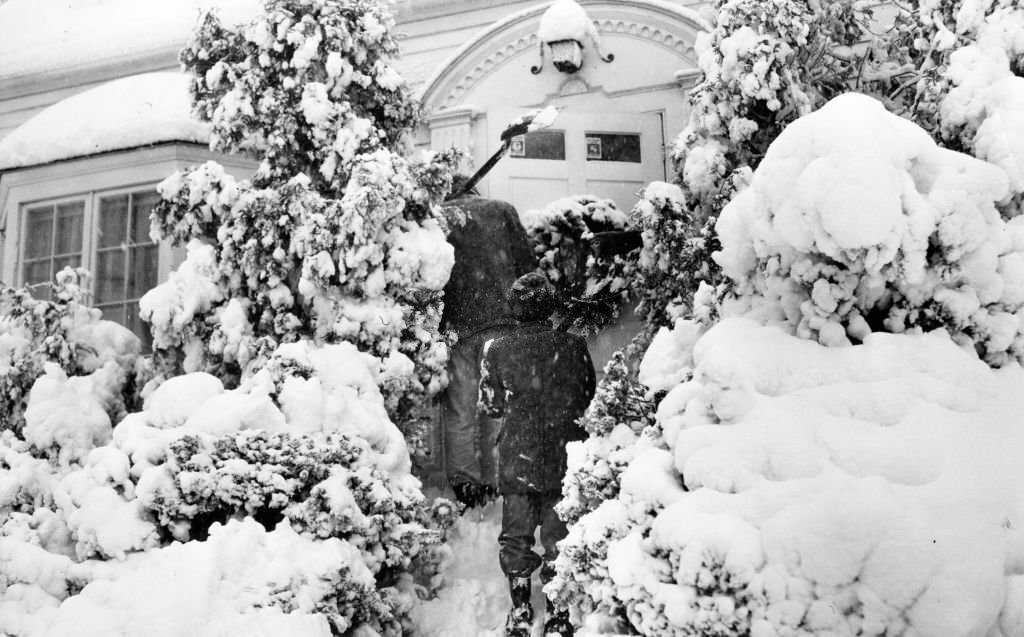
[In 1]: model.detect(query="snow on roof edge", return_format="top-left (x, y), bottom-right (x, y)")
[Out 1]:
top-left (0, 72), bottom-right (211, 172)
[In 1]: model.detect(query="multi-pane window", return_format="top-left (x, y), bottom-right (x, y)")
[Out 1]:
top-left (21, 201), bottom-right (85, 300)
top-left (508, 130), bottom-right (566, 160)
top-left (94, 191), bottom-right (159, 348)
top-left (19, 188), bottom-right (160, 348)
top-left (585, 132), bottom-right (642, 163)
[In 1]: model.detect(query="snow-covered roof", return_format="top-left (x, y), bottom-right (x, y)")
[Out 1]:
top-left (0, 72), bottom-right (209, 171)
top-left (0, 0), bottom-right (261, 81)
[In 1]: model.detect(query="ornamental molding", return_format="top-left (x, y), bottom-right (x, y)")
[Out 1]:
top-left (421, 2), bottom-right (704, 112)
top-left (436, 19), bottom-right (697, 110)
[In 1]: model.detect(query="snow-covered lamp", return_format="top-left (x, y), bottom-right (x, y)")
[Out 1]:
top-left (532, 0), bottom-right (613, 75)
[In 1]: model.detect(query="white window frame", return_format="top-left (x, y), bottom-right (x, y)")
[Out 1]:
top-left (16, 185), bottom-right (160, 296)
top-left (0, 142), bottom-right (256, 328)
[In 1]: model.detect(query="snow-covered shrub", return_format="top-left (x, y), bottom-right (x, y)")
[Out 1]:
top-left (914, 0), bottom-right (1024, 217)
top-left (557, 350), bottom-right (657, 526)
top-left (712, 92), bottom-right (1024, 365)
top-left (181, 0), bottom-right (417, 192)
top-left (546, 347), bottom-right (661, 631)
top-left (554, 89), bottom-right (1024, 635)
top-left (147, 0), bottom-right (458, 441)
top-left (1, 4), bottom-right (461, 632)
top-left (33, 518), bottom-right (406, 637)
top-left (0, 269), bottom-right (142, 436)
top-left (549, 323), bottom-right (710, 631)
top-left (522, 195), bottom-right (639, 333)
top-left (576, 316), bottom-right (1024, 637)
top-left (1, 336), bottom-right (456, 636)
top-left (637, 0), bottom-right (916, 327)
top-left (630, 182), bottom-right (724, 327)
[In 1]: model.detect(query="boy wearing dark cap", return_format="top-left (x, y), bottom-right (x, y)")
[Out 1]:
top-left (478, 272), bottom-right (596, 637)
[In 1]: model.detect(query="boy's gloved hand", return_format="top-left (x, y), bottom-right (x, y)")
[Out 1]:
top-left (452, 478), bottom-right (497, 509)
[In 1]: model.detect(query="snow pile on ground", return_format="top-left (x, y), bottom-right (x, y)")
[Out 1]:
top-left (0, 72), bottom-right (209, 171)
top-left (414, 501), bottom-right (509, 637)
top-left (561, 317), bottom-right (1024, 636)
top-left (713, 92), bottom-right (1024, 366)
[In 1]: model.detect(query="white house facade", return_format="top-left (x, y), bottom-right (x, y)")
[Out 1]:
top-left (0, 0), bottom-right (708, 347)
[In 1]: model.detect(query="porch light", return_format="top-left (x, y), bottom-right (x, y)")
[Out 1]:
top-left (531, 0), bottom-right (613, 75)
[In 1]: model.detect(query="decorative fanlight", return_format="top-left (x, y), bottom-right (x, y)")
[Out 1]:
top-left (532, 0), bottom-right (613, 75)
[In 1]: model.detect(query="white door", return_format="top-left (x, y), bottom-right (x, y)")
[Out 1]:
top-left (482, 108), bottom-right (666, 216)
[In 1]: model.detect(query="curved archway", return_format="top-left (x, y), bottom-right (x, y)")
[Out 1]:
top-left (419, 0), bottom-right (707, 113)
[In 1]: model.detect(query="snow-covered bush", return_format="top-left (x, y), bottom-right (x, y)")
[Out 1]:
top-left (545, 348), bottom-right (660, 631)
top-left (914, 0), bottom-right (1024, 217)
top-left (630, 182), bottom-right (723, 327)
top-left (712, 92), bottom-right (1024, 365)
top-left (0, 269), bottom-right (142, 436)
top-left (146, 0), bottom-right (458, 439)
top-left (1, 2), bottom-right (460, 634)
top-left (557, 350), bottom-right (657, 527)
top-left (554, 89), bottom-right (1024, 635)
top-left (634, 0), bottom-right (918, 327)
top-left (573, 317), bottom-right (1024, 637)
top-left (1, 337), bottom-right (455, 636)
top-left (522, 195), bottom-right (639, 333)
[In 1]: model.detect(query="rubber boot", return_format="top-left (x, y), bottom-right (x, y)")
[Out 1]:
top-left (505, 575), bottom-right (533, 637)
top-left (543, 598), bottom-right (573, 637)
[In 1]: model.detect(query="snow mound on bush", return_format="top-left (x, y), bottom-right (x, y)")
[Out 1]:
top-left (602, 317), bottom-right (1024, 636)
top-left (1, 334), bottom-right (440, 636)
top-left (24, 363), bottom-right (125, 466)
top-left (39, 519), bottom-right (341, 637)
top-left (713, 92), bottom-right (1024, 365)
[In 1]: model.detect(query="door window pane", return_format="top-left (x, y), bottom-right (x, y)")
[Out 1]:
top-left (97, 302), bottom-right (127, 326)
top-left (131, 191), bottom-right (160, 244)
top-left (22, 260), bottom-right (51, 288)
top-left (585, 132), bottom-right (642, 163)
top-left (55, 202), bottom-right (84, 255)
top-left (52, 254), bottom-right (82, 273)
top-left (126, 304), bottom-right (153, 351)
top-left (128, 245), bottom-right (158, 299)
top-left (509, 130), bottom-right (566, 160)
top-left (24, 207), bottom-right (54, 258)
top-left (98, 194), bottom-right (129, 248)
top-left (95, 250), bottom-right (126, 305)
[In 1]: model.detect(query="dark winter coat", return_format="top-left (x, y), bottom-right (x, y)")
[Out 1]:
top-left (478, 321), bottom-right (596, 494)
top-left (441, 197), bottom-right (536, 336)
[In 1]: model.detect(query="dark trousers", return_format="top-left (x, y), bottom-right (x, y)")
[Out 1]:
top-left (499, 491), bottom-right (567, 578)
top-left (441, 325), bottom-right (510, 488)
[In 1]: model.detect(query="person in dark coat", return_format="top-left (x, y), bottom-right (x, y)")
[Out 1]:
top-left (441, 192), bottom-right (536, 507)
top-left (478, 273), bottom-right (596, 637)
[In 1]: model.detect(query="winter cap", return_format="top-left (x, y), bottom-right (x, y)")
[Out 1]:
top-left (508, 272), bottom-right (557, 321)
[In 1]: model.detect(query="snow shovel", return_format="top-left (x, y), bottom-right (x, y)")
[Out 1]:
top-left (445, 105), bottom-right (563, 201)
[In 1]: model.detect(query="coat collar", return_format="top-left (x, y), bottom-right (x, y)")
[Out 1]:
top-left (516, 319), bottom-right (552, 333)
